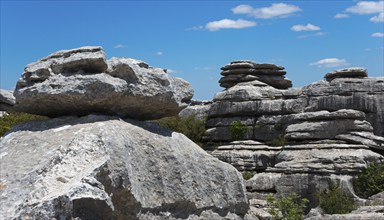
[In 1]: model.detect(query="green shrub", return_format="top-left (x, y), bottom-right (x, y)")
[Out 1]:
top-left (268, 134), bottom-right (286, 146)
top-left (318, 185), bottom-right (357, 214)
top-left (242, 171), bottom-right (256, 180)
top-left (153, 115), bottom-right (206, 145)
top-left (229, 120), bottom-right (248, 141)
top-left (353, 162), bottom-right (384, 199)
top-left (267, 193), bottom-right (309, 220)
top-left (0, 112), bottom-right (48, 137)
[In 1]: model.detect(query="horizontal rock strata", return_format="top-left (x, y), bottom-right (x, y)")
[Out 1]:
top-left (219, 60), bottom-right (292, 89)
top-left (14, 47), bottom-right (193, 120)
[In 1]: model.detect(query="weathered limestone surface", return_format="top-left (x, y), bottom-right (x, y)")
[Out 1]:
top-left (324, 67), bottom-right (368, 82)
top-left (0, 115), bottom-right (251, 219)
top-left (0, 89), bottom-right (15, 111)
top-left (205, 62), bottom-right (384, 214)
top-left (179, 100), bottom-right (212, 121)
top-left (219, 61), bottom-right (292, 89)
top-left (302, 77), bottom-right (384, 137)
top-left (14, 47), bottom-right (193, 120)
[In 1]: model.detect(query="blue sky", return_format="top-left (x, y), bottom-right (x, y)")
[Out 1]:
top-left (1, 1), bottom-right (383, 100)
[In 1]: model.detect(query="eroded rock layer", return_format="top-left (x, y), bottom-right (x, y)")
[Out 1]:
top-left (14, 46), bottom-right (194, 120)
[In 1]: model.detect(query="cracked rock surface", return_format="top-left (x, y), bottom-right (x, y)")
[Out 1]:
top-left (0, 115), bottom-right (251, 219)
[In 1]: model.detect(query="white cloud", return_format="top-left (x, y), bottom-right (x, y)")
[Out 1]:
top-left (205, 19), bottom-right (257, 31)
top-left (231, 4), bottom-right (253, 14)
top-left (310, 58), bottom-right (349, 68)
top-left (298, 32), bottom-right (327, 39)
top-left (370, 12), bottom-right (384, 22)
top-left (185, 26), bottom-right (204, 31)
top-left (114, 44), bottom-right (126, 49)
top-left (156, 51), bottom-right (163, 56)
top-left (291, 23), bottom-right (321, 31)
top-left (346, 1), bottom-right (383, 14)
top-left (372, 32), bottom-right (384, 37)
top-left (232, 3), bottom-right (301, 19)
top-left (334, 13), bottom-right (349, 18)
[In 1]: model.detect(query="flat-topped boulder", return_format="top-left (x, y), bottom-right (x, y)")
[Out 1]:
top-left (324, 67), bottom-right (368, 82)
top-left (219, 60), bottom-right (292, 89)
top-left (14, 47), bottom-right (193, 120)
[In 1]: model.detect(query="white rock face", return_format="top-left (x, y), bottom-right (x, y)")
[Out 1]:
top-left (0, 89), bottom-right (15, 111)
top-left (0, 115), bottom-right (249, 219)
top-left (14, 47), bottom-right (194, 120)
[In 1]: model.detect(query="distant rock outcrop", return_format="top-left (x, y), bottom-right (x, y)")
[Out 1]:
top-left (14, 46), bottom-right (193, 120)
top-left (0, 89), bottom-right (15, 112)
top-left (0, 115), bottom-right (254, 220)
top-left (178, 100), bottom-right (212, 121)
top-left (219, 60), bottom-right (292, 89)
top-left (324, 67), bottom-right (368, 82)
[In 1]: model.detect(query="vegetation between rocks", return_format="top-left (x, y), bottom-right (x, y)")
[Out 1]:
top-left (242, 171), bottom-right (256, 180)
top-left (153, 114), bottom-right (206, 146)
top-left (318, 185), bottom-right (357, 214)
top-left (353, 162), bottom-right (384, 199)
top-left (267, 193), bottom-right (309, 220)
top-left (0, 112), bottom-right (48, 137)
top-left (229, 120), bottom-right (249, 141)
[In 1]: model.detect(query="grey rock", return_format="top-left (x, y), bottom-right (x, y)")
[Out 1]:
top-left (290, 109), bottom-right (366, 121)
top-left (213, 82), bottom-right (283, 102)
top-left (272, 146), bottom-right (382, 174)
top-left (285, 119), bottom-right (373, 140)
top-left (324, 67), bottom-right (368, 82)
top-left (246, 173), bottom-right (282, 192)
top-left (209, 99), bottom-right (306, 118)
top-left (0, 111), bottom-right (8, 118)
top-left (305, 206), bottom-right (384, 220)
top-left (301, 77), bottom-right (384, 136)
top-left (16, 46), bottom-right (108, 89)
top-left (212, 142), bottom-right (280, 171)
top-left (221, 68), bottom-right (286, 76)
top-left (0, 89), bottom-right (15, 111)
top-left (336, 132), bottom-right (384, 151)
top-left (219, 61), bottom-right (291, 89)
top-left (368, 192), bottom-right (384, 206)
top-left (0, 115), bottom-right (249, 219)
top-left (14, 50), bottom-right (193, 120)
top-left (179, 100), bottom-right (212, 121)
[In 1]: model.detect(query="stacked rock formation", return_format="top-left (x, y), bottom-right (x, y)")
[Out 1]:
top-left (324, 67), bottom-right (368, 82)
top-left (219, 60), bottom-right (292, 89)
top-left (1, 47), bottom-right (259, 219)
top-left (205, 61), bottom-right (384, 214)
top-left (14, 46), bottom-right (193, 120)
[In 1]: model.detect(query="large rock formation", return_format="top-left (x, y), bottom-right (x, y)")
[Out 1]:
top-left (14, 46), bottom-right (193, 120)
top-left (0, 115), bottom-right (254, 219)
top-left (204, 62), bottom-right (384, 213)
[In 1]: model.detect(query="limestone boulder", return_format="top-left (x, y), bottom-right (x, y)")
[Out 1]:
top-left (178, 100), bottom-right (212, 121)
top-left (0, 115), bottom-right (249, 219)
top-left (0, 89), bottom-right (15, 111)
top-left (16, 46), bottom-right (108, 89)
top-left (324, 67), bottom-right (368, 82)
top-left (14, 47), bottom-right (193, 120)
